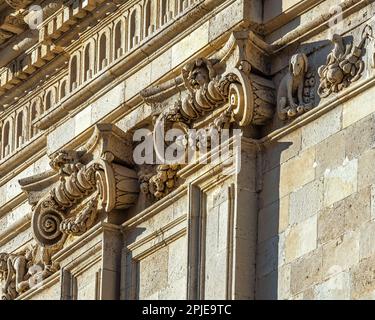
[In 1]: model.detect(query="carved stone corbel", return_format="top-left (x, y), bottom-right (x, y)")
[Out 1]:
top-left (0, 124), bottom-right (139, 300)
top-left (139, 31), bottom-right (276, 200)
top-left (19, 124), bottom-right (139, 250)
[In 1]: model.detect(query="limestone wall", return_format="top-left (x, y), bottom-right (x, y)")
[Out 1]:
top-left (258, 78), bottom-right (375, 300)
top-left (2, 0), bottom-right (375, 301)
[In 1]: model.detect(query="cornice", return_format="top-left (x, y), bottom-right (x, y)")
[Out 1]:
top-left (269, 0), bottom-right (374, 53)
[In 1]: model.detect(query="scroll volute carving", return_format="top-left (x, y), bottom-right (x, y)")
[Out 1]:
top-left (139, 31), bottom-right (276, 200)
top-left (19, 124), bottom-right (139, 250)
top-left (141, 31), bottom-right (276, 128)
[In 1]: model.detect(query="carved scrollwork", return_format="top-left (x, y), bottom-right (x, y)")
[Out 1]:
top-left (153, 59), bottom-right (275, 128)
top-left (32, 155), bottom-right (139, 248)
top-left (60, 197), bottom-right (99, 237)
top-left (18, 124), bottom-right (139, 252)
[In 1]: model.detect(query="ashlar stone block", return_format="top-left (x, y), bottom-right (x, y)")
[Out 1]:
top-left (285, 214), bottom-right (317, 263)
top-left (323, 158), bottom-right (358, 207)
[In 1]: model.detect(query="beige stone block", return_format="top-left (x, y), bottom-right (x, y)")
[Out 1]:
top-left (344, 188), bottom-right (371, 232)
top-left (125, 64), bottom-right (151, 100)
top-left (278, 263), bottom-right (291, 300)
top-left (159, 277), bottom-right (186, 300)
top-left (344, 114), bottom-right (375, 160)
top-left (261, 166), bottom-right (281, 207)
top-left (47, 117), bottom-right (75, 155)
top-left (315, 131), bottom-right (345, 177)
top-left (4, 164), bottom-right (34, 203)
top-left (33, 156), bottom-right (51, 175)
top-left (74, 104), bottom-right (92, 136)
top-left (323, 158), bottom-right (358, 207)
top-left (7, 202), bottom-right (30, 226)
top-left (318, 200), bottom-right (345, 245)
top-left (358, 149), bottom-right (375, 190)
top-left (264, 129), bottom-right (302, 172)
top-left (0, 187), bottom-right (5, 206)
top-left (359, 221), bottom-right (375, 259)
top-left (280, 147), bottom-right (316, 198)
top-left (314, 272), bottom-right (350, 300)
top-left (290, 248), bottom-right (322, 295)
top-left (343, 86), bottom-right (375, 128)
top-left (322, 231), bottom-right (360, 278)
top-left (289, 178), bottom-right (323, 225)
top-left (168, 237), bottom-right (187, 285)
top-left (208, 0), bottom-right (243, 42)
top-left (351, 255), bottom-right (375, 299)
top-left (116, 104), bottom-right (153, 133)
top-left (257, 236), bottom-right (279, 278)
top-left (151, 49), bottom-right (172, 83)
top-left (138, 246), bottom-right (169, 299)
top-left (301, 107), bottom-right (342, 150)
top-left (285, 215), bottom-right (317, 263)
top-left (171, 21), bottom-right (209, 69)
top-left (204, 250), bottom-right (228, 299)
top-left (91, 82), bottom-right (126, 122)
top-left (371, 185), bottom-right (375, 221)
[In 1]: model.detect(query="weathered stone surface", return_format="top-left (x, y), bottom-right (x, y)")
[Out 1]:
top-left (139, 247), bottom-right (169, 299)
top-left (323, 159), bottom-right (358, 207)
top-left (358, 149), bottom-right (375, 190)
top-left (343, 85), bottom-right (375, 128)
top-left (351, 256), bottom-right (375, 299)
top-left (322, 231), bottom-right (360, 279)
top-left (264, 129), bottom-right (302, 173)
top-left (315, 131), bottom-right (346, 178)
top-left (285, 215), bottom-right (317, 263)
top-left (301, 107), bottom-right (342, 150)
top-left (314, 272), bottom-right (351, 300)
top-left (318, 200), bottom-right (346, 245)
top-left (290, 248), bottom-right (322, 295)
top-left (280, 147), bottom-right (316, 198)
top-left (344, 114), bottom-right (375, 160)
top-left (258, 196), bottom-right (289, 242)
top-left (289, 178), bottom-right (323, 225)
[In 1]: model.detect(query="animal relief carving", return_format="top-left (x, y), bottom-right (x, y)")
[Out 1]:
top-left (277, 53), bottom-right (315, 120)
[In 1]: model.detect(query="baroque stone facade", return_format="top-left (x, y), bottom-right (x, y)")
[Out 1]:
top-left (2, 0), bottom-right (375, 300)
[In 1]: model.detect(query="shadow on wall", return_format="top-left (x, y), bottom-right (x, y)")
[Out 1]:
top-left (263, 0), bottom-right (283, 22)
top-left (255, 141), bottom-right (292, 300)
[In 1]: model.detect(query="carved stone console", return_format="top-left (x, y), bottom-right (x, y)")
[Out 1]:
top-left (139, 31), bottom-right (276, 200)
top-left (0, 124), bottom-right (139, 300)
